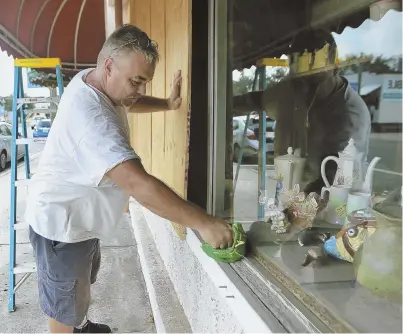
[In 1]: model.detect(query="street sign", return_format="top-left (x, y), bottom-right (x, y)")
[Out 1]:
top-left (383, 76), bottom-right (402, 100)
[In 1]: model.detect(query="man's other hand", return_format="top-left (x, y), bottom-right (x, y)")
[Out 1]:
top-left (198, 218), bottom-right (234, 249)
top-left (167, 70), bottom-right (182, 110)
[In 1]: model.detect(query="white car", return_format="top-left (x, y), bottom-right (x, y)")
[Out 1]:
top-left (0, 121), bottom-right (24, 171)
top-left (232, 116), bottom-right (275, 161)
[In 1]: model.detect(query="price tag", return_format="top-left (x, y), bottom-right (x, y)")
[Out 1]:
top-left (335, 204), bottom-right (347, 217)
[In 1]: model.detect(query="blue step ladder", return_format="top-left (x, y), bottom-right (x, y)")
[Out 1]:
top-left (8, 58), bottom-right (64, 312)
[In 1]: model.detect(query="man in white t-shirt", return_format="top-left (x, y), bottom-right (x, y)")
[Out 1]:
top-left (26, 24), bottom-right (233, 333)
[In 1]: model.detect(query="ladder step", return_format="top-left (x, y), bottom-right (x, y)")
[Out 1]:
top-left (16, 138), bottom-right (47, 145)
top-left (17, 97), bottom-right (60, 104)
top-left (14, 262), bottom-right (36, 274)
top-left (14, 222), bottom-right (29, 230)
top-left (15, 57), bottom-right (62, 69)
top-left (27, 109), bottom-right (57, 115)
top-left (14, 179), bottom-right (32, 187)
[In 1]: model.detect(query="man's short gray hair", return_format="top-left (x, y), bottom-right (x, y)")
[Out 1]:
top-left (99, 24), bottom-right (159, 65)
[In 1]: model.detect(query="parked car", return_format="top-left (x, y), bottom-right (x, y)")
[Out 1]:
top-left (0, 121), bottom-right (24, 171)
top-left (232, 116), bottom-right (275, 161)
top-left (30, 115), bottom-right (46, 130)
top-left (246, 114), bottom-right (276, 141)
top-left (33, 119), bottom-right (51, 138)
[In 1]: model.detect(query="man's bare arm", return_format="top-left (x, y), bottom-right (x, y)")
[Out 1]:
top-left (106, 159), bottom-right (233, 248)
top-left (128, 96), bottom-right (170, 113)
top-left (129, 70), bottom-right (182, 113)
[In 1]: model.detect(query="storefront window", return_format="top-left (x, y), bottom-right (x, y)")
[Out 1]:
top-left (210, 0), bottom-right (402, 332)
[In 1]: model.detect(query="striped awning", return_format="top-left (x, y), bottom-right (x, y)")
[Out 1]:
top-left (230, 0), bottom-right (402, 70)
top-left (0, 0), bottom-right (106, 72)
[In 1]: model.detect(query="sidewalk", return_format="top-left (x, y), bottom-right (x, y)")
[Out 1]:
top-left (0, 154), bottom-right (155, 333)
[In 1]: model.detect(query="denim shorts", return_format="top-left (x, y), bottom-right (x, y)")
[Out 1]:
top-left (29, 226), bottom-right (100, 327)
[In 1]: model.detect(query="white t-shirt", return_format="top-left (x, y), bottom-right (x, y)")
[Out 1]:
top-left (25, 69), bottom-right (138, 242)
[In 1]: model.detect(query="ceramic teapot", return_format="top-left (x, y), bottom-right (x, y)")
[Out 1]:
top-left (320, 138), bottom-right (381, 192)
top-left (274, 147), bottom-right (306, 190)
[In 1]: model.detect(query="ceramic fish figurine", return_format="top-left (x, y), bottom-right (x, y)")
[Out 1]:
top-left (323, 209), bottom-right (377, 263)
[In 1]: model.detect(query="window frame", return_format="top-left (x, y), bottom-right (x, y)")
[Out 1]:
top-left (205, 0), bottom-right (402, 332)
top-left (206, 1), bottom-right (332, 332)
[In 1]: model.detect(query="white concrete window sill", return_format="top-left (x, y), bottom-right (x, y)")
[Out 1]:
top-left (129, 199), bottom-right (285, 333)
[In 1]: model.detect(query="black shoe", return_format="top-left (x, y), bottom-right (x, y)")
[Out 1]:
top-left (73, 320), bottom-right (111, 333)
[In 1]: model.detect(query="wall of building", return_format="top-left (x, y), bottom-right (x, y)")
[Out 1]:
top-left (139, 207), bottom-right (244, 332)
top-left (378, 74), bottom-right (402, 123)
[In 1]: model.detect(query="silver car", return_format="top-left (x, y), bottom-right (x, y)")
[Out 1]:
top-left (0, 121), bottom-right (24, 171)
top-left (232, 116), bottom-right (275, 161)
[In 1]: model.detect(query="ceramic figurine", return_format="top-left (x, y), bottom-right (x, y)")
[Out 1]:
top-left (280, 184), bottom-right (305, 209)
top-left (274, 177), bottom-right (284, 207)
top-left (284, 189), bottom-right (321, 225)
top-left (323, 209), bottom-right (377, 263)
top-left (297, 192), bottom-right (321, 221)
top-left (300, 209), bottom-right (376, 267)
top-left (264, 198), bottom-right (289, 233)
top-left (264, 198), bottom-right (283, 221)
top-left (271, 211), bottom-right (290, 234)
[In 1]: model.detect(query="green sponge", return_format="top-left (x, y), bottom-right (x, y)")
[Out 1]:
top-left (201, 223), bottom-right (247, 263)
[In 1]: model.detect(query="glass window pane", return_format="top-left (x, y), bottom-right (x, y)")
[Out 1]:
top-left (4, 125), bottom-right (12, 136)
top-left (213, 1), bottom-right (402, 332)
top-left (0, 125), bottom-right (9, 136)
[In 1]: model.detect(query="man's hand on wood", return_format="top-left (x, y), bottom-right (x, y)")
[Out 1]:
top-left (167, 70), bottom-right (182, 110)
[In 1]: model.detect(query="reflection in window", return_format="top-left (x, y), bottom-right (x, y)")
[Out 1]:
top-left (216, 1), bottom-right (402, 332)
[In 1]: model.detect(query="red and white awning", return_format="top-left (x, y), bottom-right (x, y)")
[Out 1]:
top-left (0, 0), bottom-right (106, 72)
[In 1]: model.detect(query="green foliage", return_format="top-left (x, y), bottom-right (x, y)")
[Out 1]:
top-left (233, 67), bottom-right (288, 95)
top-left (339, 53), bottom-right (402, 75)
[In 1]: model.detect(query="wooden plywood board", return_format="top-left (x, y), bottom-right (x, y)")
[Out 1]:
top-left (164, 0), bottom-right (191, 240)
top-left (122, 0), bottom-right (131, 24)
top-left (127, 0), bottom-right (191, 241)
top-left (150, 0), bottom-right (166, 181)
top-left (131, 0), bottom-right (152, 173)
